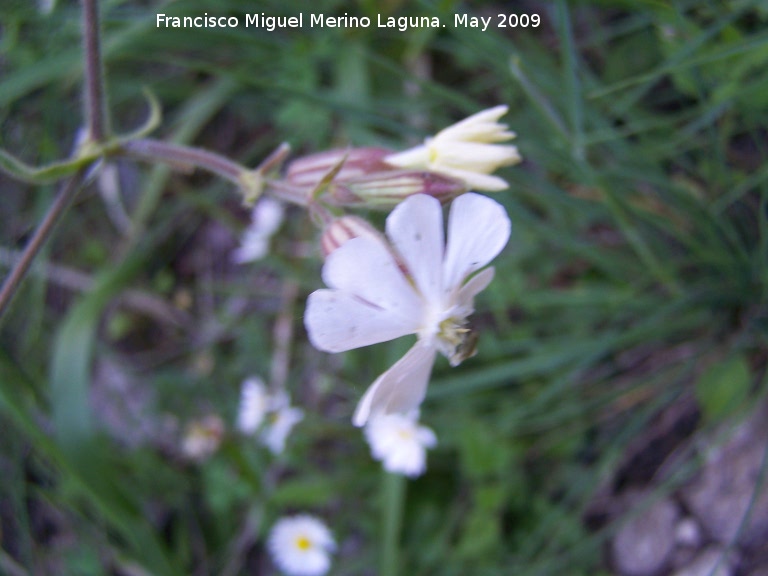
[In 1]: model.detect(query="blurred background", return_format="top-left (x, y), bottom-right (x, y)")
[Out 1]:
top-left (1, 0), bottom-right (768, 574)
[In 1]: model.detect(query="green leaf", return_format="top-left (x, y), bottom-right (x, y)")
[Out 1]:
top-left (695, 354), bottom-right (752, 422)
top-left (50, 253), bottom-right (144, 449)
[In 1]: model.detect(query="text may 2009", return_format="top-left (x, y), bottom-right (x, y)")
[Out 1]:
top-left (155, 12), bottom-right (541, 33)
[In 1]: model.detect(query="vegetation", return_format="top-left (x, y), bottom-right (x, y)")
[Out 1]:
top-left (1, 0), bottom-right (767, 574)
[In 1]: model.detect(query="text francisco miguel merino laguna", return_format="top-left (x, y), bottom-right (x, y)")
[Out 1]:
top-left (156, 13), bottom-right (448, 32)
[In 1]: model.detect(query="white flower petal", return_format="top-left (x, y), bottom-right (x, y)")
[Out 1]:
top-left (416, 426), bottom-right (438, 448)
top-left (232, 198), bottom-right (285, 264)
top-left (432, 167), bottom-right (510, 192)
top-left (305, 290), bottom-right (419, 353)
top-left (436, 142), bottom-right (520, 172)
top-left (231, 232), bottom-right (269, 263)
top-left (253, 197), bottom-right (285, 236)
top-left (261, 406), bottom-right (304, 454)
top-left (386, 194), bottom-right (444, 303)
top-left (443, 194), bottom-right (511, 293)
top-left (364, 412), bottom-right (437, 476)
top-left (456, 267), bottom-right (495, 309)
top-left (236, 377), bottom-right (270, 434)
top-left (352, 342), bottom-right (436, 427)
top-left (322, 237), bottom-right (421, 321)
top-left (438, 105), bottom-right (509, 141)
top-left (384, 145), bottom-right (430, 169)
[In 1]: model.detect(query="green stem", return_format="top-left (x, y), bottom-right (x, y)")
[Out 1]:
top-left (381, 472), bottom-right (406, 576)
top-left (0, 170), bottom-right (88, 319)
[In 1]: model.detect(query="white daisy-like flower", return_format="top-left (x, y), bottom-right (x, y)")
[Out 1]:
top-left (268, 515), bottom-right (336, 576)
top-left (236, 380), bottom-right (304, 454)
top-left (232, 196), bottom-right (285, 263)
top-left (305, 192), bottom-right (510, 426)
top-left (364, 411), bottom-right (437, 477)
top-left (236, 377), bottom-right (270, 435)
top-left (384, 105), bottom-right (521, 191)
top-left (261, 391), bottom-right (305, 455)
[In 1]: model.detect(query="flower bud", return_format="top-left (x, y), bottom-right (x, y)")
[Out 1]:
top-left (320, 215), bottom-right (385, 258)
top-left (327, 170), bottom-right (467, 208)
top-left (285, 147), bottom-right (393, 188)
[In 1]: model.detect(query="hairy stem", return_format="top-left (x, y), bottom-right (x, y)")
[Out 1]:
top-left (121, 138), bottom-right (246, 183)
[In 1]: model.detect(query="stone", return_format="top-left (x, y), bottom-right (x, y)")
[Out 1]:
top-left (680, 405), bottom-right (768, 544)
top-left (612, 495), bottom-right (678, 576)
top-left (675, 517), bottom-right (702, 548)
top-left (670, 547), bottom-right (733, 576)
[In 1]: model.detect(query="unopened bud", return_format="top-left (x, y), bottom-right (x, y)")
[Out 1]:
top-left (286, 147), bottom-right (393, 188)
top-left (320, 215), bottom-right (385, 258)
top-left (327, 170), bottom-right (467, 207)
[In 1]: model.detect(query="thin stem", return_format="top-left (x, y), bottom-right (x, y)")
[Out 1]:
top-left (256, 142), bottom-right (291, 175)
top-left (121, 138), bottom-right (246, 184)
top-left (556, 0), bottom-right (585, 162)
top-left (0, 171), bottom-right (87, 318)
top-left (82, 0), bottom-right (109, 141)
top-left (264, 180), bottom-right (313, 206)
top-left (381, 472), bottom-right (406, 576)
top-left (0, 549), bottom-right (29, 576)
top-left (0, 246), bottom-right (191, 327)
top-left (270, 280), bottom-right (299, 392)
top-left (509, 56), bottom-right (569, 140)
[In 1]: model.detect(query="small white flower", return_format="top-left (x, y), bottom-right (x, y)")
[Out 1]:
top-left (261, 391), bottom-right (305, 455)
top-left (305, 192), bottom-right (510, 426)
top-left (232, 196), bottom-right (285, 263)
top-left (365, 412), bottom-right (437, 477)
top-left (236, 377), bottom-right (270, 434)
top-left (236, 381), bottom-right (304, 454)
top-left (268, 515), bottom-right (336, 576)
top-left (385, 105), bottom-right (521, 191)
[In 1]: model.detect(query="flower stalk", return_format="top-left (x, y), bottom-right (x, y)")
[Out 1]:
top-left (381, 471), bottom-right (406, 576)
top-left (82, 0), bottom-right (109, 142)
top-left (0, 170), bottom-right (89, 318)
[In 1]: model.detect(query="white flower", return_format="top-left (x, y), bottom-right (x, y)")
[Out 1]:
top-left (268, 515), bottom-right (336, 576)
top-left (384, 105), bottom-right (521, 191)
top-left (232, 196), bottom-right (285, 263)
top-left (261, 391), bottom-right (305, 455)
top-left (236, 377), bottom-right (270, 434)
top-left (365, 411), bottom-right (437, 477)
top-left (304, 192), bottom-right (510, 426)
top-left (236, 379), bottom-right (304, 454)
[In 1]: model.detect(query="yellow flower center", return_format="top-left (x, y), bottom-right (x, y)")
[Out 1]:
top-left (295, 535), bottom-right (312, 551)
